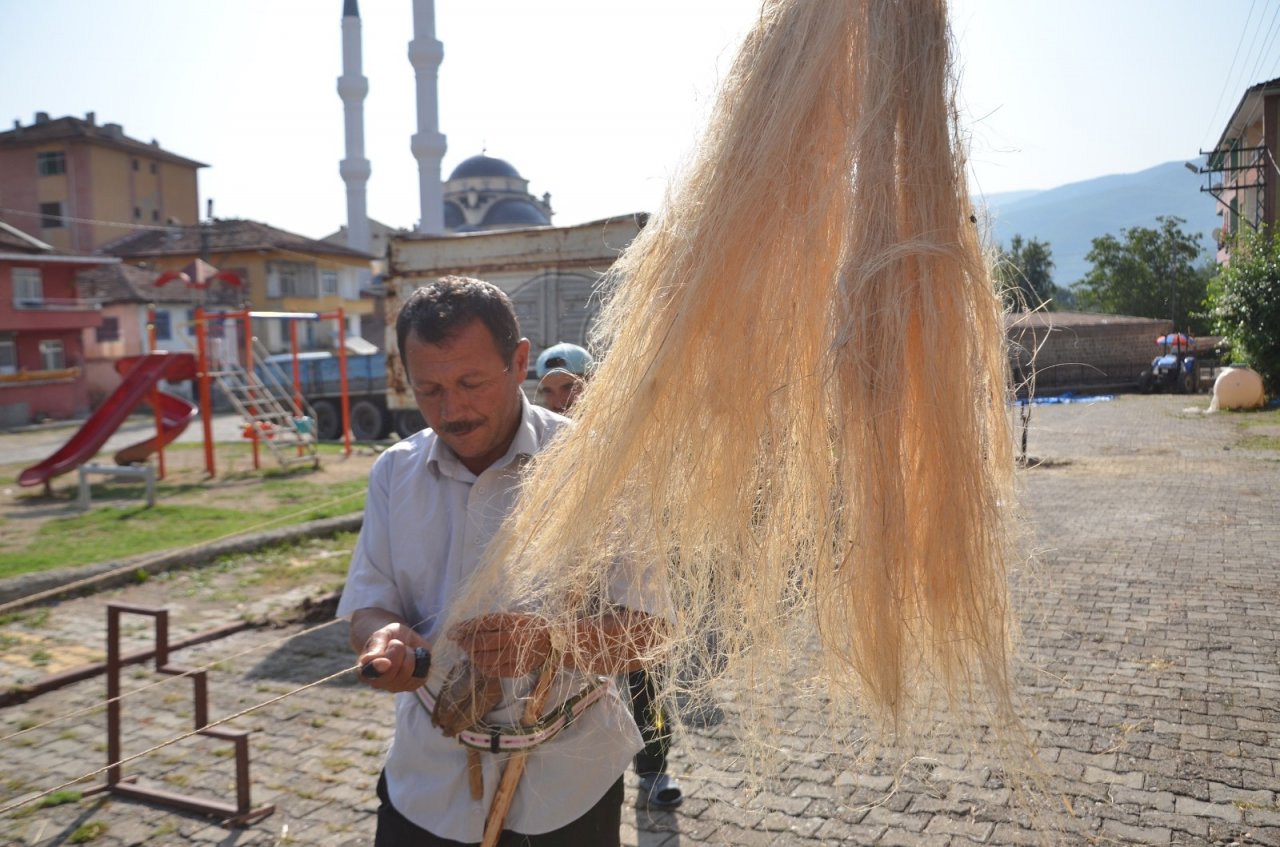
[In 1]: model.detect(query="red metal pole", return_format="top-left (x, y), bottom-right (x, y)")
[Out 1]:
top-left (289, 320), bottom-right (304, 457)
top-left (244, 312), bottom-right (260, 470)
top-left (146, 305), bottom-right (166, 481)
top-left (337, 308), bottom-right (351, 457)
top-left (194, 307), bottom-right (215, 477)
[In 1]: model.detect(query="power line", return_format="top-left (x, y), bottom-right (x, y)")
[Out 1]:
top-left (1242, 2), bottom-right (1280, 98)
top-left (1202, 0), bottom-right (1260, 146)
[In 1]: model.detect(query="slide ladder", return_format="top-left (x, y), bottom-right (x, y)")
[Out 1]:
top-left (208, 346), bottom-right (318, 470)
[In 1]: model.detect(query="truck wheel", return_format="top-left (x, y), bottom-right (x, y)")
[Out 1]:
top-left (1178, 369), bottom-right (1195, 395)
top-left (350, 400), bottom-right (385, 442)
top-left (312, 400), bottom-right (340, 441)
top-left (394, 409), bottom-right (426, 438)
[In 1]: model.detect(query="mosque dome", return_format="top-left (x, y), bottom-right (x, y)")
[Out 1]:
top-left (441, 152), bottom-right (554, 233)
top-left (443, 201), bottom-right (466, 230)
top-left (482, 198), bottom-right (551, 227)
top-left (448, 155), bottom-right (523, 181)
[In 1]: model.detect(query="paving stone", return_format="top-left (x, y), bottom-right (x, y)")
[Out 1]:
top-left (4, 397), bottom-right (1280, 845)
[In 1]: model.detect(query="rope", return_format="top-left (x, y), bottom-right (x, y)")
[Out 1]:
top-left (0, 488), bottom-right (365, 617)
top-left (0, 618), bottom-right (345, 745)
top-left (0, 662), bottom-right (364, 818)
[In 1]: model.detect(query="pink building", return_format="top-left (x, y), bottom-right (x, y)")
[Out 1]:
top-left (75, 262), bottom-right (239, 408)
top-left (1203, 76), bottom-right (1280, 263)
top-left (0, 219), bottom-right (114, 426)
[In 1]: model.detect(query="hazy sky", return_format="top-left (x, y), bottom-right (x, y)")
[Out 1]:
top-left (2, 1), bottom-right (1278, 240)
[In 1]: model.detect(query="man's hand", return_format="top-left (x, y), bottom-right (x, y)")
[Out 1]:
top-left (449, 613), bottom-right (552, 678)
top-left (351, 608), bottom-right (431, 693)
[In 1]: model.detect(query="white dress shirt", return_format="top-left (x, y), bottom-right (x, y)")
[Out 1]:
top-left (338, 397), bottom-right (658, 841)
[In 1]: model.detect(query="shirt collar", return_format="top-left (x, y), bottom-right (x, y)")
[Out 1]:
top-left (426, 392), bottom-right (538, 481)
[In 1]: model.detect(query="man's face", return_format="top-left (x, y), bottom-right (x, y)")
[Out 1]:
top-left (404, 319), bottom-right (530, 474)
top-left (537, 371), bottom-right (584, 415)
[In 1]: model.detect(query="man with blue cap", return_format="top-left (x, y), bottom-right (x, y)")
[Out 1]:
top-left (534, 342), bottom-right (594, 415)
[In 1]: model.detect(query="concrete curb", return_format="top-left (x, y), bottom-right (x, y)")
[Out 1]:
top-left (0, 512), bottom-right (363, 610)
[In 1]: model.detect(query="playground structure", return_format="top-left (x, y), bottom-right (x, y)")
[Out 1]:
top-left (17, 305), bottom-right (358, 491)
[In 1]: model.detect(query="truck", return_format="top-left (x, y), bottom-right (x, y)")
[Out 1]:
top-left (259, 349), bottom-right (404, 441)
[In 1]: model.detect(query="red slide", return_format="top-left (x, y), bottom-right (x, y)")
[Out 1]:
top-left (17, 352), bottom-right (199, 488)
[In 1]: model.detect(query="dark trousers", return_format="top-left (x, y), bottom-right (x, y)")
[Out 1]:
top-left (628, 668), bottom-right (671, 777)
top-left (374, 771), bottom-right (623, 847)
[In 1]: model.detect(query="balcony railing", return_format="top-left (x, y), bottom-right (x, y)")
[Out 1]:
top-left (10, 298), bottom-right (102, 312)
top-left (0, 366), bottom-right (81, 385)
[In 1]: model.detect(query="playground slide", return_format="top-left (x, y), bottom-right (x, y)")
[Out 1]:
top-left (112, 384), bottom-right (199, 465)
top-left (17, 352), bottom-right (199, 488)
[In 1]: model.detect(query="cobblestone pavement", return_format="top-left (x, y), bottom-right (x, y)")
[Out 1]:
top-left (2, 395), bottom-right (1279, 846)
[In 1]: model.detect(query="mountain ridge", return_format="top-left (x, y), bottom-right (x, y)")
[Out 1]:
top-left (978, 159), bottom-right (1219, 286)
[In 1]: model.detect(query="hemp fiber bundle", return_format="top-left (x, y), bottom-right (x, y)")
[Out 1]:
top-left (446, 0), bottom-right (1017, 736)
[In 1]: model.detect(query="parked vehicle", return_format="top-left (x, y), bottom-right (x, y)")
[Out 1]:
top-left (259, 350), bottom-right (418, 441)
top-left (1138, 333), bottom-right (1200, 395)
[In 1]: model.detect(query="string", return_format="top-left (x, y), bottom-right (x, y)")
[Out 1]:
top-left (0, 662), bottom-right (365, 818)
top-left (0, 488), bottom-right (366, 618)
top-left (0, 618), bottom-right (346, 744)
top-left (3, 610), bottom-right (439, 812)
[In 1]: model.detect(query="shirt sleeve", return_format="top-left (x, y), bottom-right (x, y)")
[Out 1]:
top-left (336, 450), bottom-right (407, 621)
top-left (604, 552), bottom-right (673, 622)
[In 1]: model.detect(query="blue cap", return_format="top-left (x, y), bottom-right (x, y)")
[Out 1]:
top-left (535, 343), bottom-right (593, 378)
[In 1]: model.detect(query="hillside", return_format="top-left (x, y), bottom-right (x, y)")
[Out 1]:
top-left (979, 159), bottom-right (1220, 287)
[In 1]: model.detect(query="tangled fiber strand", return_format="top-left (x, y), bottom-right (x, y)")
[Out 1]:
top-left (442, 0), bottom-right (1019, 743)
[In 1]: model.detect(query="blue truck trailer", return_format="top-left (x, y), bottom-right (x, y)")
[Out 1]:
top-left (260, 351), bottom-right (424, 441)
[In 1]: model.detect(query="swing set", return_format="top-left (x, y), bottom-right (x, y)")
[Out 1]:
top-left (143, 304), bottom-right (358, 480)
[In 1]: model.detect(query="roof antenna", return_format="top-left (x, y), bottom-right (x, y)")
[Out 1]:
top-left (206, 198), bottom-right (214, 221)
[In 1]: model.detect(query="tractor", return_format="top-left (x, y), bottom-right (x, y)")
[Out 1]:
top-left (1138, 333), bottom-right (1200, 394)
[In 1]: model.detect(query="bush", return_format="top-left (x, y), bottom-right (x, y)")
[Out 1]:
top-left (1209, 227), bottom-right (1280, 394)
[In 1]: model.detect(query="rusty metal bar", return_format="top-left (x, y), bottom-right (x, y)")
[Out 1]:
top-left (0, 620), bottom-right (253, 709)
top-left (101, 603), bottom-right (274, 826)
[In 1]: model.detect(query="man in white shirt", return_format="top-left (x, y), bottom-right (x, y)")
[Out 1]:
top-left (339, 276), bottom-right (663, 846)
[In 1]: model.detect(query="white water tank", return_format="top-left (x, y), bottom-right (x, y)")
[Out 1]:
top-left (1208, 366), bottom-right (1266, 411)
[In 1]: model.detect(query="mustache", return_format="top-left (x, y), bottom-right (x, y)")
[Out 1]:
top-left (440, 419), bottom-right (483, 436)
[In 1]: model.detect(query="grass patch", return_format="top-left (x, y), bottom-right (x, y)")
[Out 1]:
top-left (1238, 433), bottom-right (1280, 451)
top-left (0, 477), bottom-right (366, 580)
top-left (68, 821), bottom-right (108, 843)
top-left (36, 789), bottom-right (82, 808)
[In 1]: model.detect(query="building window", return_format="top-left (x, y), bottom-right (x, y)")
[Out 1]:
top-left (151, 209), bottom-right (159, 222)
top-left (39, 202), bottom-right (63, 229)
top-left (266, 262), bottom-right (316, 298)
top-left (12, 268), bottom-right (42, 305)
top-left (321, 269), bottom-right (339, 296)
top-left (279, 268), bottom-right (299, 296)
top-left (39, 339), bottom-right (65, 370)
top-left (36, 151), bottom-right (66, 176)
top-left (0, 336), bottom-right (15, 375)
top-left (133, 207), bottom-right (142, 220)
top-left (96, 316), bottom-right (120, 342)
top-left (153, 310), bottom-right (172, 341)
top-left (149, 162), bottom-right (157, 175)
top-left (132, 158), bottom-right (140, 171)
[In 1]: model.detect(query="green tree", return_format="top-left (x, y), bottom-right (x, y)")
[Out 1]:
top-left (996, 235), bottom-right (1057, 311)
top-left (1073, 216), bottom-right (1213, 333)
top-left (1208, 226), bottom-right (1280, 394)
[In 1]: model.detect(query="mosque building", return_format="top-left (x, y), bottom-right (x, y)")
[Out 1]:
top-left (331, 0), bottom-right (642, 359)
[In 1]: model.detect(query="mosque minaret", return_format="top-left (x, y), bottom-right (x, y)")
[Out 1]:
top-left (334, 1), bottom-right (551, 241)
top-left (337, 0), bottom-right (372, 253)
top-left (409, 0), bottom-right (447, 235)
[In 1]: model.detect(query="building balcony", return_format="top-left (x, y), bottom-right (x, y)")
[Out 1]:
top-left (0, 299), bottom-right (103, 331)
top-left (0, 366), bottom-right (81, 387)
